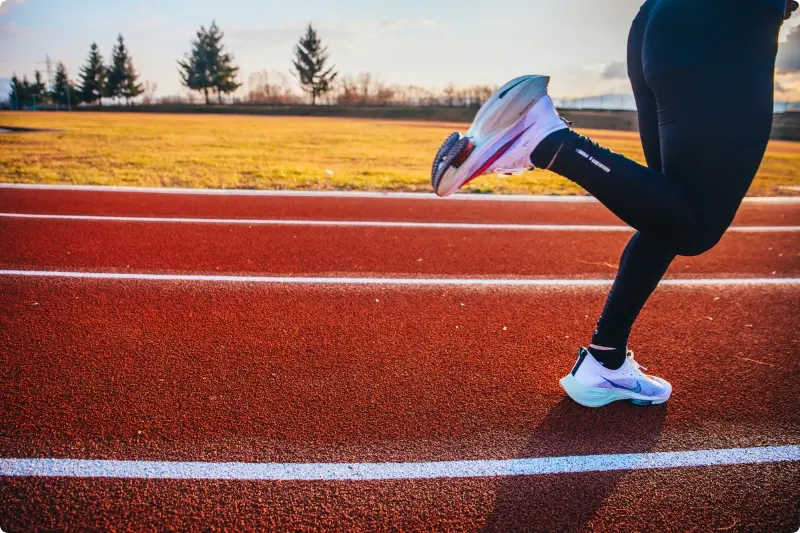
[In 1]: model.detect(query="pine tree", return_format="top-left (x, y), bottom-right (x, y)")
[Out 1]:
top-left (107, 34), bottom-right (127, 103)
top-left (78, 42), bottom-right (107, 105)
top-left (122, 56), bottom-right (143, 104)
top-left (20, 75), bottom-right (32, 107)
top-left (52, 62), bottom-right (77, 108)
top-left (178, 22), bottom-right (239, 105)
top-left (107, 34), bottom-right (143, 105)
top-left (178, 24), bottom-right (215, 105)
top-left (205, 22), bottom-right (240, 104)
top-left (31, 70), bottom-right (47, 107)
top-left (9, 74), bottom-right (25, 109)
top-left (292, 24), bottom-right (338, 105)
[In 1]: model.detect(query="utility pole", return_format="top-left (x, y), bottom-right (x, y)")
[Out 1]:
top-left (35, 54), bottom-right (54, 107)
top-left (36, 54), bottom-right (74, 111)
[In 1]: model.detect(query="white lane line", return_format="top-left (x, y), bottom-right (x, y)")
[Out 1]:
top-left (0, 213), bottom-right (796, 232)
top-left (1, 270), bottom-right (799, 286)
top-left (1, 184), bottom-right (798, 203)
top-left (1, 446), bottom-right (797, 481)
top-left (1, 213), bottom-right (628, 231)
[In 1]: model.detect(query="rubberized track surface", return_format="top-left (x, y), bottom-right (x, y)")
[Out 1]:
top-left (1, 186), bottom-right (798, 532)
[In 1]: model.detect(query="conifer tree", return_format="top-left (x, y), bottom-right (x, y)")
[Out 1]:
top-left (107, 34), bottom-right (127, 102)
top-left (178, 25), bottom-right (215, 105)
top-left (205, 22), bottom-right (240, 104)
top-left (53, 62), bottom-right (77, 108)
top-left (108, 35), bottom-right (143, 105)
top-left (31, 70), bottom-right (47, 106)
top-left (292, 24), bottom-right (338, 105)
top-left (9, 74), bottom-right (26, 108)
top-left (122, 56), bottom-right (143, 104)
top-left (78, 42), bottom-right (107, 105)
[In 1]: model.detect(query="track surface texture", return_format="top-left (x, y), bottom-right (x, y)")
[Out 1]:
top-left (1, 186), bottom-right (799, 532)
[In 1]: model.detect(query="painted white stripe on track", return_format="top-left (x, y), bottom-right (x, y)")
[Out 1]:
top-left (1, 446), bottom-right (797, 481)
top-left (1, 270), bottom-right (799, 286)
top-left (1, 184), bottom-right (798, 203)
top-left (0, 213), bottom-right (797, 232)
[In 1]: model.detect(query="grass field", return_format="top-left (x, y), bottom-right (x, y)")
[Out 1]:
top-left (1, 111), bottom-right (799, 195)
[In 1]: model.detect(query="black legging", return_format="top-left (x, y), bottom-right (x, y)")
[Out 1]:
top-left (531, 0), bottom-right (782, 352)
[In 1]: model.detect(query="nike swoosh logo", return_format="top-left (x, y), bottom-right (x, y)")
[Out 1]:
top-left (602, 377), bottom-right (642, 393)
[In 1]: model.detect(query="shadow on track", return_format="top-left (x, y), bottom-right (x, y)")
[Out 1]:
top-left (482, 397), bottom-right (667, 532)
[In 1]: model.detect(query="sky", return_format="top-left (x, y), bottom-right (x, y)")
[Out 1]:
top-left (1, 0), bottom-right (799, 102)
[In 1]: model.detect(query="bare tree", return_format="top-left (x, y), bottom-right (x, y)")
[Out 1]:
top-left (335, 74), bottom-right (360, 105)
top-left (247, 69), bottom-right (301, 104)
top-left (142, 81), bottom-right (158, 105)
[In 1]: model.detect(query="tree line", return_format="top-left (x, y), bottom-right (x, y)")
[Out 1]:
top-left (175, 22), bottom-right (335, 106)
top-left (7, 21), bottom-right (495, 109)
top-left (9, 34), bottom-right (142, 109)
top-left (181, 22), bottom-right (494, 108)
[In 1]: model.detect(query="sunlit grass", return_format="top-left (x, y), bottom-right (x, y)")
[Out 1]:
top-left (1, 111), bottom-right (797, 195)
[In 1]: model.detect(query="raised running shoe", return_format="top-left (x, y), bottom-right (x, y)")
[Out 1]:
top-left (431, 74), bottom-right (569, 197)
top-left (559, 347), bottom-right (672, 407)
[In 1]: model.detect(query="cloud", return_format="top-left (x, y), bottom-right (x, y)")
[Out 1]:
top-left (777, 24), bottom-right (800, 73)
top-left (228, 27), bottom-right (318, 47)
top-left (127, 16), bottom-right (168, 33)
top-left (601, 60), bottom-right (627, 80)
top-left (0, 19), bottom-right (27, 38)
top-left (775, 71), bottom-right (800, 100)
top-left (380, 18), bottom-right (437, 30)
top-left (0, 0), bottom-right (24, 16)
top-left (228, 18), bottom-right (438, 48)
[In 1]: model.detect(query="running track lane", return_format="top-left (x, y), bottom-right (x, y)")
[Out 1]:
top-left (1, 185), bottom-right (799, 225)
top-left (1, 464), bottom-right (798, 531)
top-left (0, 279), bottom-right (798, 531)
top-left (1, 279), bottom-right (797, 461)
top-left (1, 218), bottom-right (798, 278)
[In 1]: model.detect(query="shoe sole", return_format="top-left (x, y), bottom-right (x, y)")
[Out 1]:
top-left (431, 75), bottom-right (550, 197)
top-left (431, 133), bottom-right (473, 191)
top-left (431, 121), bottom-right (533, 197)
top-left (559, 374), bottom-right (670, 408)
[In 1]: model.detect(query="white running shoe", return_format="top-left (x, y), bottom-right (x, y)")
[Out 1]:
top-left (560, 347), bottom-right (672, 407)
top-left (431, 74), bottom-right (569, 197)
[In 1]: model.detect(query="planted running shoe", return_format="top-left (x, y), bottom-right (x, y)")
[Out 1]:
top-left (431, 74), bottom-right (569, 197)
top-left (560, 347), bottom-right (672, 408)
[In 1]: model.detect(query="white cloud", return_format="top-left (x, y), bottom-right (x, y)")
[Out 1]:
top-left (0, 19), bottom-right (28, 38)
top-left (780, 11), bottom-right (800, 42)
top-left (777, 23), bottom-right (800, 73)
top-left (776, 72), bottom-right (800, 100)
top-left (0, 0), bottom-right (25, 16)
top-left (601, 60), bottom-right (627, 80)
top-left (127, 16), bottom-right (168, 33)
top-left (228, 18), bottom-right (438, 48)
top-left (380, 18), bottom-right (437, 30)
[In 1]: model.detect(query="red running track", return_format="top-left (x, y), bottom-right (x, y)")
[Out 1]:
top-left (2, 465), bottom-right (798, 532)
top-left (2, 186), bottom-right (799, 225)
top-left (1, 219), bottom-right (798, 278)
top-left (1, 187), bottom-right (799, 532)
top-left (1, 279), bottom-right (798, 531)
top-left (2, 280), bottom-right (798, 462)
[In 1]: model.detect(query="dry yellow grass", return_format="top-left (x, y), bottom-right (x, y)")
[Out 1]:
top-left (1, 111), bottom-right (798, 195)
